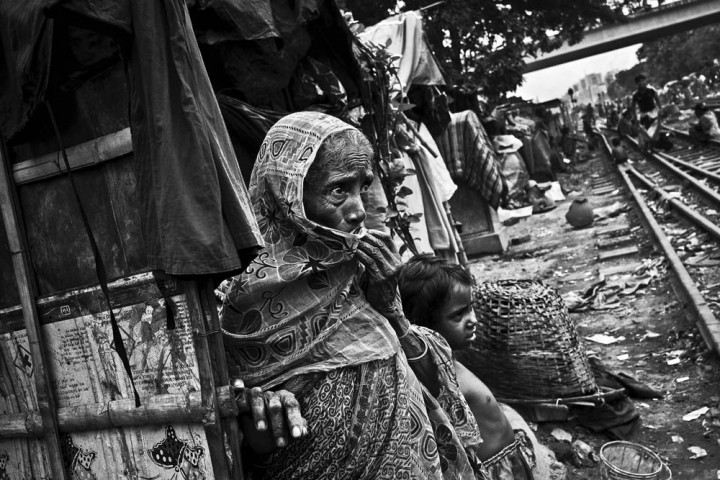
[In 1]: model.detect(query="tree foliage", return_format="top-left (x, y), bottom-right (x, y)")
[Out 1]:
top-left (605, 62), bottom-right (645, 101)
top-left (605, 24), bottom-right (720, 104)
top-left (636, 25), bottom-right (720, 86)
top-left (343, 0), bottom-right (623, 105)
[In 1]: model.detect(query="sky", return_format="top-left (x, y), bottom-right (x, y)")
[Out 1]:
top-left (514, 44), bottom-right (642, 102)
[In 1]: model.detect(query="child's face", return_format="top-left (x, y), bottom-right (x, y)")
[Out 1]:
top-left (434, 284), bottom-right (477, 350)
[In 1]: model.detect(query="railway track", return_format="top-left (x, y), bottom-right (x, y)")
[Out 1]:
top-left (598, 129), bottom-right (720, 357)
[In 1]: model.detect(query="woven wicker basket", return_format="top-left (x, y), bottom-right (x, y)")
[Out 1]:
top-left (599, 441), bottom-right (671, 479)
top-left (456, 280), bottom-right (598, 400)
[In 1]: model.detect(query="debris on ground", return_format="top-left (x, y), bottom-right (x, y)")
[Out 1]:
top-left (586, 333), bottom-right (625, 345)
top-left (551, 428), bottom-right (573, 443)
top-left (468, 145), bottom-right (720, 478)
top-left (688, 446), bottom-right (708, 459)
top-left (570, 440), bottom-right (599, 468)
top-left (683, 407), bottom-right (709, 422)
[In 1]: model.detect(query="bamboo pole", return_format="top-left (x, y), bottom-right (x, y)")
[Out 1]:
top-left (0, 386), bottom-right (239, 438)
top-left (444, 202), bottom-right (469, 267)
top-left (184, 280), bottom-right (237, 480)
top-left (0, 412), bottom-right (44, 438)
top-left (196, 279), bottom-right (246, 479)
top-left (13, 128), bottom-right (131, 185)
top-left (60, 386), bottom-right (238, 432)
top-left (0, 142), bottom-right (67, 478)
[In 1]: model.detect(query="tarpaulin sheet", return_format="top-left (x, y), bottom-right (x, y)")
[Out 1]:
top-left (189, 0), bottom-right (280, 44)
top-left (217, 93), bottom-right (285, 183)
top-left (48, 0), bottom-right (262, 276)
top-left (0, 2), bottom-right (54, 140)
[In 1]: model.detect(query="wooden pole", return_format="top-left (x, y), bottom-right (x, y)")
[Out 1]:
top-left (13, 128), bottom-right (131, 185)
top-left (0, 142), bottom-right (68, 478)
top-left (418, 0), bottom-right (446, 12)
top-left (444, 202), bottom-right (469, 267)
top-left (196, 279), bottom-right (246, 479)
top-left (0, 386), bottom-right (239, 437)
top-left (0, 412), bottom-right (44, 438)
top-left (184, 280), bottom-right (239, 480)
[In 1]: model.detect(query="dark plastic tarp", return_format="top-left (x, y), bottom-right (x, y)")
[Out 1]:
top-left (2, 0), bottom-right (264, 276)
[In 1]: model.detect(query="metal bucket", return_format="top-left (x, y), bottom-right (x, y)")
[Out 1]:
top-left (599, 441), bottom-right (672, 480)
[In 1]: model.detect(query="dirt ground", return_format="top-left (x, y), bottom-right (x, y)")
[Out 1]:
top-left (465, 146), bottom-right (720, 479)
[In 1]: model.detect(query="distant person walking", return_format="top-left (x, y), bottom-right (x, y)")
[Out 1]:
top-left (632, 74), bottom-right (663, 150)
top-left (631, 74), bottom-right (662, 130)
top-left (581, 104), bottom-right (598, 150)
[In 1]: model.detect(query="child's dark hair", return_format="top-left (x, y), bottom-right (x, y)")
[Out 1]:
top-left (398, 254), bottom-right (473, 328)
top-left (612, 137), bottom-right (621, 146)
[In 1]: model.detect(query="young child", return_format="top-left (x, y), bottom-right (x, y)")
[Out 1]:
top-left (398, 254), bottom-right (540, 478)
top-left (611, 137), bottom-right (628, 164)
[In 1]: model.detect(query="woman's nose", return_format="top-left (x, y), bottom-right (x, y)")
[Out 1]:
top-left (345, 193), bottom-right (366, 226)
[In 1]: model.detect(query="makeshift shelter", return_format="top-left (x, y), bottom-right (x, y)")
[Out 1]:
top-left (0, 0), bottom-right (366, 478)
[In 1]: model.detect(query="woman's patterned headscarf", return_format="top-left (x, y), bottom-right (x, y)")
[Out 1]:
top-left (221, 112), bottom-right (399, 389)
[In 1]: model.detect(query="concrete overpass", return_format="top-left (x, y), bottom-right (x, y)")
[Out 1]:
top-left (524, 0), bottom-right (720, 73)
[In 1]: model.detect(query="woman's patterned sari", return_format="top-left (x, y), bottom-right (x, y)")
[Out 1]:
top-left (221, 112), bottom-right (479, 479)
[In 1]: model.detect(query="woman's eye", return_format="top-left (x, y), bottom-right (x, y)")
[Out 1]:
top-left (361, 183), bottom-right (371, 193)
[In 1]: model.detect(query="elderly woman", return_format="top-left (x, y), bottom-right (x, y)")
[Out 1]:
top-left (221, 112), bottom-right (484, 479)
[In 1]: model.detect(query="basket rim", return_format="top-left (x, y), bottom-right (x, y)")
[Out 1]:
top-left (599, 441), bottom-right (664, 478)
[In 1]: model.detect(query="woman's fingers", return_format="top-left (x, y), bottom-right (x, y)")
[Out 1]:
top-left (357, 241), bottom-right (383, 264)
top-left (279, 390), bottom-right (309, 439)
top-left (249, 387), bottom-right (268, 431)
top-left (233, 379), bottom-right (250, 413)
top-left (356, 249), bottom-right (382, 278)
top-left (264, 391), bottom-right (288, 447)
top-left (237, 385), bottom-right (307, 452)
top-left (362, 232), bottom-right (399, 260)
top-left (366, 229), bottom-right (398, 254)
top-left (357, 242), bottom-right (398, 278)
top-left (361, 234), bottom-right (402, 272)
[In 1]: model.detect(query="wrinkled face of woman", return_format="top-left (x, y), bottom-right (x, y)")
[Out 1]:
top-left (303, 131), bottom-right (374, 233)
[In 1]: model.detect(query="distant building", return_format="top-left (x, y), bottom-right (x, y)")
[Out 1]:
top-left (573, 72), bottom-right (609, 106)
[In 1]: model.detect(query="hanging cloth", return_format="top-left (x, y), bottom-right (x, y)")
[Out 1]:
top-left (435, 111), bottom-right (507, 210)
top-left (359, 11), bottom-right (445, 94)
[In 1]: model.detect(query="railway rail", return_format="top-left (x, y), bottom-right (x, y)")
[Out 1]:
top-left (598, 129), bottom-right (720, 357)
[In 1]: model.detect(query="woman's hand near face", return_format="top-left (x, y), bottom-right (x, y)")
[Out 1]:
top-left (356, 230), bottom-right (410, 335)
